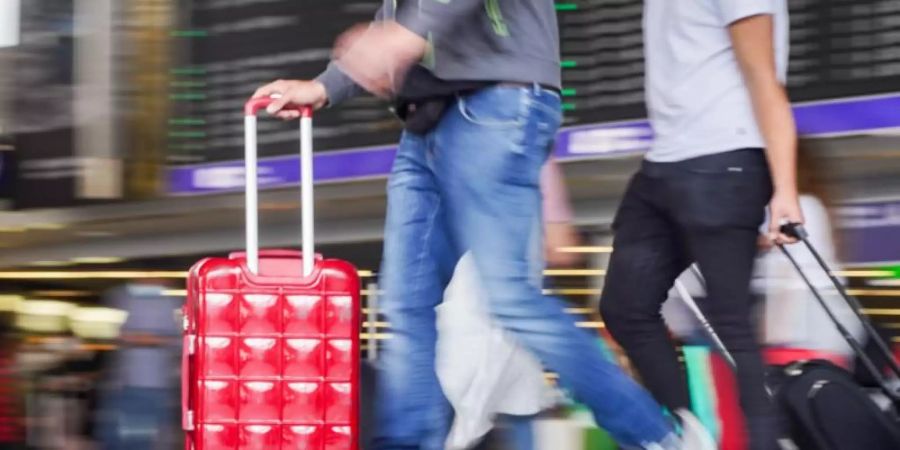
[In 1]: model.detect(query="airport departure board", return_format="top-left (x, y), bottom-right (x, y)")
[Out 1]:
top-left (558, 0), bottom-right (900, 125)
top-left (170, 0), bottom-right (900, 163)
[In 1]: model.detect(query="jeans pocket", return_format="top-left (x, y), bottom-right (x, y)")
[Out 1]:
top-left (522, 95), bottom-right (562, 155)
top-left (674, 170), bottom-right (771, 229)
top-left (456, 88), bottom-right (527, 128)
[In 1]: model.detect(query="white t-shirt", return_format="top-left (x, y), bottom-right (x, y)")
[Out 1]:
top-left (643, 0), bottom-right (789, 162)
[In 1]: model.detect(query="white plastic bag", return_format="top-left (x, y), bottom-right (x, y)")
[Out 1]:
top-left (436, 253), bottom-right (558, 449)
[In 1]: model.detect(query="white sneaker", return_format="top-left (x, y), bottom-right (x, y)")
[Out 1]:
top-left (675, 409), bottom-right (717, 450)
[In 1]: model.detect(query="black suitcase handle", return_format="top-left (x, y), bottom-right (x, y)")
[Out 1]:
top-left (779, 222), bottom-right (809, 240)
top-left (777, 222), bottom-right (900, 403)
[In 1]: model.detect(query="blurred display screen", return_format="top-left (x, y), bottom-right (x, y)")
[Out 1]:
top-left (558, 0), bottom-right (900, 124)
top-left (11, 0), bottom-right (76, 134)
top-left (171, 1), bottom-right (389, 164)
top-left (7, 0), bottom-right (80, 209)
top-left (173, 0), bottom-right (900, 163)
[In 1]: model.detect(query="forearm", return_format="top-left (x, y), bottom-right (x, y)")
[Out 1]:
top-left (540, 158), bottom-right (580, 267)
top-left (728, 14), bottom-right (798, 195)
top-left (313, 5), bottom-right (390, 106)
top-left (540, 157), bottom-right (574, 224)
top-left (749, 79), bottom-right (798, 194)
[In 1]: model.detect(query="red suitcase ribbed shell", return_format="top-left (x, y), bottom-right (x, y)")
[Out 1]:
top-left (184, 250), bottom-right (360, 450)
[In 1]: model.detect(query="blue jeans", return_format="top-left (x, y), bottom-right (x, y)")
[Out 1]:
top-left (373, 85), bottom-right (676, 450)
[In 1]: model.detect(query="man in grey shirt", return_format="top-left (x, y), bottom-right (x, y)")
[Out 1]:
top-left (254, 1), bottom-right (711, 449)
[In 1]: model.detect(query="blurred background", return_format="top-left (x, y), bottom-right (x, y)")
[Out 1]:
top-left (0, 0), bottom-right (898, 449)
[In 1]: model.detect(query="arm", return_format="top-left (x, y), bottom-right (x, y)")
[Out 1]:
top-left (540, 158), bottom-right (581, 268)
top-left (726, 7), bottom-right (803, 243)
top-left (315, 5), bottom-right (391, 106)
top-left (541, 157), bottom-right (574, 224)
top-left (332, 0), bottom-right (483, 97)
top-left (252, 6), bottom-right (386, 115)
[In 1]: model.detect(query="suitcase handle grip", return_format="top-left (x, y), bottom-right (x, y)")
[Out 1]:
top-left (243, 97), bottom-right (315, 277)
top-left (244, 97), bottom-right (313, 117)
top-left (779, 222), bottom-right (808, 240)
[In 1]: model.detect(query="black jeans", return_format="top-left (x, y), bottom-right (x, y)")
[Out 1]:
top-left (600, 148), bottom-right (778, 450)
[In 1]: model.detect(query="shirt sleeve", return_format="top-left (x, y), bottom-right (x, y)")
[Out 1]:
top-left (396, 0), bottom-right (486, 40)
top-left (314, 63), bottom-right (365, 107)
top-left (716, 0), bottom-right (776, 26)
top-left (540, 157), bottom-right (574, 224)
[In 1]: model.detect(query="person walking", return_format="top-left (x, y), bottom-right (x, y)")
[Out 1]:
top-left (253, 1), bottom-right (712, 449)
top-left (98, 281), bottom-right (181, 450)
top-left (599, 1), bottom-right (802, 450)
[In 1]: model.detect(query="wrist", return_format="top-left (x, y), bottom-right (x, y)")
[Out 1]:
top-left (773, 184), bottom-right (798, 198)
top-left (311, 81), bottom-right (329, 109)
top-left (771, 173), bottom-right (797, 195)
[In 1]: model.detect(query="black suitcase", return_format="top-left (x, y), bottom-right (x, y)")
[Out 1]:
top-left (766, 224), bottom-right (900, 450)
top-left (768, 359), bottom-right (900, 450)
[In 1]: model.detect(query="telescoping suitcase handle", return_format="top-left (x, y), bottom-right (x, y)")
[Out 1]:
top-left (674, 272), bottom-right (737, 369)
top-left (779, 222), bottom-right (900, 401)
top-left (243, 98), bottom-right (315, 277)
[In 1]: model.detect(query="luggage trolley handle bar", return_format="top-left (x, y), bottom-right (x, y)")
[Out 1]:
top-left (779, 222), bottom-right (900, 382)
top-left (243, 98), bottom-right (315, 277)
top-left (674, 277), bottom-right (737, 369)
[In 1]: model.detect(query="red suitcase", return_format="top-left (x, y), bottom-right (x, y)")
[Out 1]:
top-left (182, 99), bottom-right (361, 450)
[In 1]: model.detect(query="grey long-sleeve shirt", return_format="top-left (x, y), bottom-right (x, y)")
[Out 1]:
top-left (317, 0), bottom-right (561, 106)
